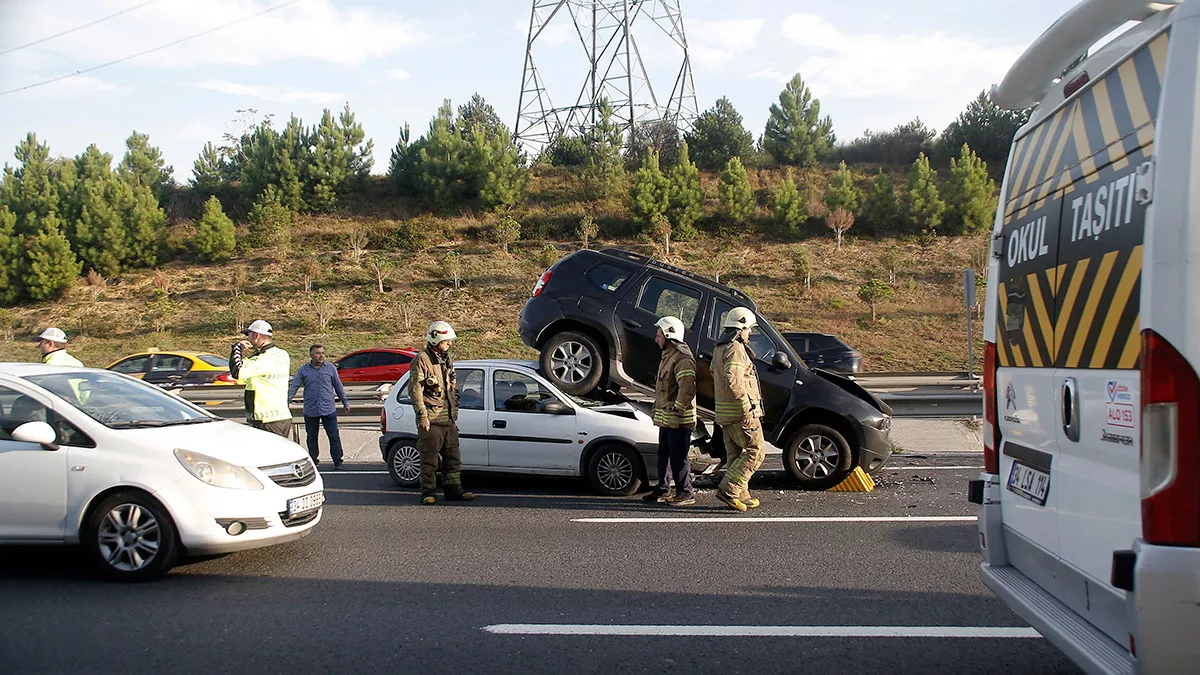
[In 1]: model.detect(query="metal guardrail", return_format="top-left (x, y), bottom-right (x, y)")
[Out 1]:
top-left (173, 371), bottom-right (983, 423)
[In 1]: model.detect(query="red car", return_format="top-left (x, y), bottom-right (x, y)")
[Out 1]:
top-left (333, 348), bottom-right (418, 383)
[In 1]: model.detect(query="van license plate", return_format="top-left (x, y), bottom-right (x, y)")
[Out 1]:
top-left (1006, 461), bottom-right (1050, 506)
top-left (287, 491), bottom-right (324, 516)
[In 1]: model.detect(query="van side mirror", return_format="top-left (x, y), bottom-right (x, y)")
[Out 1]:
top-left (772, 351), bottom-right (793, 371)
top-left (12, 421), bottom-right (59, 450)
top-left (540, 401), bottom-right (574, 415)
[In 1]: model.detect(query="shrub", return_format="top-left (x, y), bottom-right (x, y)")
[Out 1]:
top-left (488, 216), bottom-right (522, 254)
top-left (858, 278), bottom-right (894, 322)
top-left (245, 185), bottom-right (292, 250)
top-left (193, 196), bottom-right (236, 262)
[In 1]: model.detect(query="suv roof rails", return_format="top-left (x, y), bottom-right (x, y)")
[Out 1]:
top-left (598, 248), bottom-right (756, 306)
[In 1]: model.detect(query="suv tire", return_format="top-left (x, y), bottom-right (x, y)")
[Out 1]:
top-left (783, 424), bottom-right (854, 491)
top-left (540, 331), bottom-right (603, 396)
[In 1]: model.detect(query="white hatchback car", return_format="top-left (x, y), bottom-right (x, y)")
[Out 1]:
top-left (380, 360), bottom-right (706, 495)
top-left (0, 364), bottom-right (324, 581)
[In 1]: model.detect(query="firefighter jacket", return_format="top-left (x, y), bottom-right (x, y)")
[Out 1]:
top-left (230, 342), bottom-right (292, 423)
top-left (713, 334), bottom-right (762, 425)
top-left (410, 346), bottom-right (459, 426)
top-left (653, 340), bottom-right (697, 429)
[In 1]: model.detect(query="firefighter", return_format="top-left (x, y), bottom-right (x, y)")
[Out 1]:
top-left (648, 315), bottom-right (697, 506)
top-left (713, 307), bottom-right (764, 512)
top-left (36, 328), bottom-right (83, 367)
top-left (410, 321), bottom-right (474, 505)
top-left (230, 320), bottom-right (293, 438)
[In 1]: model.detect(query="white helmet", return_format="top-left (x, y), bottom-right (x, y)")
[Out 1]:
top-left (426, 321), bottom-right (457, 344)
top-left (37, 327), bottom-right (68, 343)
top-left (722, 307), bottom-right (758, 330)
top-left (242, 319), bottom-right (273, 337)
top-left (654, 316), bottom-right (685, 342)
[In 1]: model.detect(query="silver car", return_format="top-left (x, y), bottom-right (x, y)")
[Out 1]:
top-left (379, 360), bottom-right (708, 495)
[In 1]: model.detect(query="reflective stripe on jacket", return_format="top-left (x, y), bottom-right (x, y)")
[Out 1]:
top-left (653, 341), bottom-right (697, 429)
top-left (236, 343), bottom-right (292, 423)
top-left (410, 347), bottom-right (459, 426)
top-left (713, 337), bottom-right (762, 425)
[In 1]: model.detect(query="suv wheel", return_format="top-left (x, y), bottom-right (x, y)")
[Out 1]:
top-left (783, 424), bottom-right (854, 491)
top-left (587, 444), bottom-right (643, 496)
top-left (540, 331), bottom-right (603, 395)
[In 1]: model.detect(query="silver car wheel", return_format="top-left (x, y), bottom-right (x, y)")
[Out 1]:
top-left (96, 503), bottom-right (161, 572)
top-left (392, 443), bottom-right (422, 483)
top-left (596, 450), bottom-right (634, 492)
top-left (549, 340), bottom-right (594, 385)
top-left (795, 435), bottom-right (842, 480)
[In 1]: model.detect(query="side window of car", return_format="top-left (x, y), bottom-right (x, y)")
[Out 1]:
top-left (394, 375), bottom-right (411, 404)
top-left (586, 263), bottom-right (634, 293)
top-left (637, 277), bottom-right (702, 328)
top-left (339, 354), bottom-right (370, 370)
top-left (150, 355), bottom-right (188, 372)
top-left (493, 370), bottom-right (559, 413)
top-left (372, 352), bottom-right (406, 367)
top-left (457, 369), bottom-right (484, 410)
top-left (112, 355), bottom-right (151, 374)
top-left (0, 384), bottom-right (95, 447)
top-left (711, 301), bottom-right (777, 362)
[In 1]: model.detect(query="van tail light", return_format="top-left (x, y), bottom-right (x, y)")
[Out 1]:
top-left (1140, 329), bottom-right (1200, 547)
top-left (532, 270), bottom-right (552, 297)
top-left (380, 408), bottom-right (387, 434)
top-left (983, 341), bottom-right (1000, 474)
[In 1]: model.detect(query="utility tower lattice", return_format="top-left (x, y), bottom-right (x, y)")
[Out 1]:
top-left (514, 0), bottom-right (699, 151)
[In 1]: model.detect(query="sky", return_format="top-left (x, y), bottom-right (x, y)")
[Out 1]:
top-left (0, 0), bottom-right (1083, 179)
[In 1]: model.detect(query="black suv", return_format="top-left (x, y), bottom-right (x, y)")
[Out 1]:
top-left (518, 248), bottom-right (893, 489)
top-left (783, 332), bottom-right (863, 375)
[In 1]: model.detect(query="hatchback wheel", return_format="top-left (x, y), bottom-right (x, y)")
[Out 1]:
top-left (540, 331), bottom-right (603, 396)
top-left (83, 491), bottom-right (179, 582)
top-left (388, 440), bottom-right (423, 487)
top-left (783, 424), bottom-right (854, 491)
top-left (587, 444), bottom-right (643, 496)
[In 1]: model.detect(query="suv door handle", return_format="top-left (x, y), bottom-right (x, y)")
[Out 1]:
top-left (1062, 378), bottom-right (1080, 443)
top-left (622, 319), bottom-right (641, 329)
top-left (492, 420), bottom-right (507, 429)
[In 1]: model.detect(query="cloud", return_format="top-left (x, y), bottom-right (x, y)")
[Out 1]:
top-left (778, 13), bottom-right (1023, 105)
top-left (688, 18), bottom-right (765, 70)
top-left (191, 79), bottom-right (343, 105)
top-left (387, 69), bottom-right (411, 81)
top-left (8, 0), bottom-right (428, 69)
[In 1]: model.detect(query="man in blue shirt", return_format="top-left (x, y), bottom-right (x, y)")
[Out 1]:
top-left (288, 344), bottom-right (350, 469)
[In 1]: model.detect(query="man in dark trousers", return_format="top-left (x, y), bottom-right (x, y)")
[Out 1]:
top-left (288, 344), bottom-right (350, 469)
top-left (410, 321), bottom-right (474, 505)
top-left (649, 315), bottom-right (697, 506)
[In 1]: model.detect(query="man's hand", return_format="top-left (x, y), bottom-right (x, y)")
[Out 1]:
top-left (343, 404), bottom-right (351, 413)
top-left (741, 417), bottom-right (759, 433)
top-left (420, 418), bottom-right (430, 432)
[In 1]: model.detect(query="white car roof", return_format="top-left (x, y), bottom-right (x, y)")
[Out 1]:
top-left (0, 363), bottom-right (99, 377)
top-left (451, 359), bottom-right (540, 370)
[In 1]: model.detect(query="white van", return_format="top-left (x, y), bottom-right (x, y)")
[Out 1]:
top-left (972, 0), bottom-right (1200, 672)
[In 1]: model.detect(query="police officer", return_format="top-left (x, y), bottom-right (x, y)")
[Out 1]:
top-left (230, 319), bottom-right (292, 438)
top-left (713, 307), bottom-right (764, 512)
top-left (411, 321), bottom-right (474, 505)
top-left (36, 327), bottom-right (83, 367)
top-left (648, 315), bottom-right (697, 506)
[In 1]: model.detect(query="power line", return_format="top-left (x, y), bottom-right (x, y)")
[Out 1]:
top-left (0, 0), bottom-right (163, 57)
top-left (0, 0), bottom-right (303, 97)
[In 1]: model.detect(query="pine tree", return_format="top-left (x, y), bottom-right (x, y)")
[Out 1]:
top-left (194, 196), bottom-right (236, 262)
top-left (191, 142), bottom-right (231, 194)
top-left (763, 74), bottom-right (835, 166)
top-left (683, 97), bottom-right (755, 171)
top-left (6, 133), bottom-right (59, 232)
top-left (773, 170), bottom-right (807, 237)
top-left (118, 131), bottom-right (173, 202)
top-left (388, 123), bottom-right (417, 195)
top-left (859, 278), bottom-right (894, 322)
top-left (718, 157), bottom-right (755, 231)
top-left (121, 180), bottom-right (166, 269)
top-left (464, 119), bottom-right (527, 211)
top-left (22, 216), bottom-right (79, 301)
top-left (457, 93), bottom-right (507, 142)
top-left (0, 206), bottom-right (18, 305)
top-left (309, 108), bottom-right (350, 211)
top-left (942, 144), bottom-right (997, 235)
top-left (411, 101), bottom-right (470, 209)
top-left (276, 116), bottom-right (309, 212)
top-left (63, 144), bottom-right (127, 276)
top-left (246, 185), bottom-right (292, 250)
top-left (825, 161), bottom-right (860, 214)
top-left (580, 99), bottom-right (626, 201)
top-left (665, 141), bottom-right (704, 240)
top-left (901, 153), bottom-right (945, 235)
top-left (936, 91), bottom-right (1032, 169)
top-left (860, 170), bottom-right (899, 236)
top-left (629, 150), bottom-right (671, 231)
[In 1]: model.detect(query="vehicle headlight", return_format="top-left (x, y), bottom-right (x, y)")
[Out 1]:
top-left (173, 449), bottom-right (263, 490)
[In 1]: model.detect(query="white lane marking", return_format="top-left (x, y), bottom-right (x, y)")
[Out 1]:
top-left (482, 624), bottom-right (1040, 638)
top-left (885, 465), bottom-right (983, 471)
top-left (572, 516), bottom-right (977, 523)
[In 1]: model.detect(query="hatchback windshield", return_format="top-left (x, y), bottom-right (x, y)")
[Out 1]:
top-left (25, 372), bottom-right (215, 429)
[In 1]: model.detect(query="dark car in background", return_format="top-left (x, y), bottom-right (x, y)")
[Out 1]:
top-left (783, 332), bottom-right (863, 375)
top-left (518, 248), bottom-right (893, 490)
top-left (334, 348), bottom-right (417, 383)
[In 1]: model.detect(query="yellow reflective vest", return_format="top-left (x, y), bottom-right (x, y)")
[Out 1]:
top-left (234, 343), bottom-right (292, 423)
top-left (42, 349), bottom-right (83, 367)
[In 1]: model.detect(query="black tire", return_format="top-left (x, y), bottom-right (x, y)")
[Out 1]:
top-left (82, 491), bottom-right (179, 582)
top-left (783, 424), bottom-right (855, 491)
top-left (387, 439), bottom-right (424, 487)
top-left (587, 444), bottom-right (643, 496)
top-left (540, 330), bottom-right (604, 396)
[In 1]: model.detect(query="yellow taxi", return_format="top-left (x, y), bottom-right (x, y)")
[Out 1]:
top-left (106, 350), bottom-right (236, 387)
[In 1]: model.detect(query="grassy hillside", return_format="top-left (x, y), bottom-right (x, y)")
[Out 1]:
top-left (0, 165), bottom-right (990, 372)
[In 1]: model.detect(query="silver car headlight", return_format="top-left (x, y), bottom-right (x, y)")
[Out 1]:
top-left (174, 449), bottom-right (263, 490)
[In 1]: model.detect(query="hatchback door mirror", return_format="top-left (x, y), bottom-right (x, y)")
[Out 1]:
top-left (539, 401), bottom-right (574, 415)
top-left (12, 421), bottom-right (59, 450)
top-left (772, 351), bottom-right (793, 371)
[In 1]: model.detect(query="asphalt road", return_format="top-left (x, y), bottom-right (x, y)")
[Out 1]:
top-left (0, 453), bottom-right (1080, 674)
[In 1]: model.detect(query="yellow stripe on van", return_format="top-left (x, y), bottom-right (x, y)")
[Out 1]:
top-left (1055, 258), bottom-right (1090, 359)
top-left (1091, 79), bottom-right (1129, 171)
top-left (1118, 317), bottom-right (1142, 369)
top-left (1006, 135), bottom-right (1037, 206)
top-left (1035, 110), bottom-right (1077, 205)
top-left (1018, 107), bottom-right (1070, 214)
top-left (1150, 32), bottom-right (1168, 84)
top-left (1027, 272), bottom-right (1054, 364)
top-left (1051, 263), bottom-right (1067, 295)
top-left (1090, 246), bottom-right (1143, 368)
top-left (1066, 251), bottom-right (1119, 368)
top-left (1007, 121), bottom-right (1050, 213)
top-left (997, 283), bottom-right (1012, 367)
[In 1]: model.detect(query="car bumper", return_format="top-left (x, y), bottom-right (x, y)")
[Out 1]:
top-left (153, 478), bottom-right (324, 556)
top-left (858, 421), bottom-right (893, 473)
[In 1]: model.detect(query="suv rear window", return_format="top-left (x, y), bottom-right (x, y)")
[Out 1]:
top-left (586, 263), bottom-right (634, 293)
